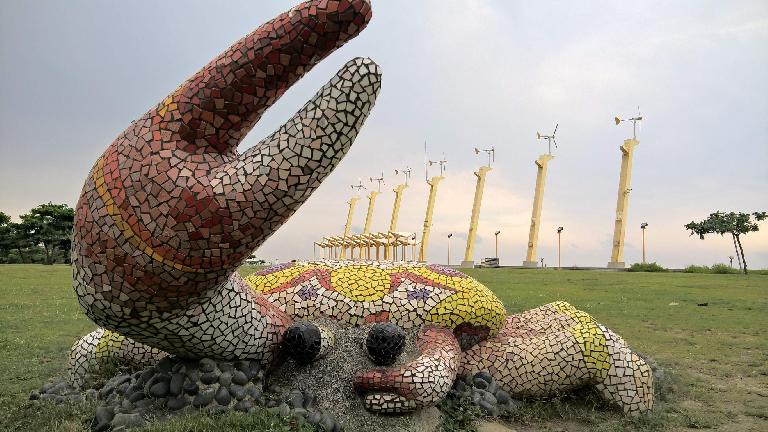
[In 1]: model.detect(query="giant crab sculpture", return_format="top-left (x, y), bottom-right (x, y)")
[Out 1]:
top-left (68, 0), bottom-right (653, 418)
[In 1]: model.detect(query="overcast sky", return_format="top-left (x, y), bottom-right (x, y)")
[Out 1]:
top-left (1, 0), bottom-right (766, 268)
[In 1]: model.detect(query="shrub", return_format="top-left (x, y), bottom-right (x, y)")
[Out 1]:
top-left (711, 263), bottom-right (738, 274)
top-left (627, 262), bottom-right (667, 272)
top-left (684, 265), bottom-right (710, 273)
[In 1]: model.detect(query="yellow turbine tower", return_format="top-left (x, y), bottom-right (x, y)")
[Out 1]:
top-left (524, 124), bottom-right (558, 267)
top-left (363, 173), bottom-right (384, 236)
top-left (461, 147), bottom-right (495, 268)
top-left (385, 168), bottom-right (411, 260)
top-left (341, 180), bottom-right (366, 259)
top-left (418, 157), bottom-right (447, 262)
top-left (608, 111), bottom-right (642, 269)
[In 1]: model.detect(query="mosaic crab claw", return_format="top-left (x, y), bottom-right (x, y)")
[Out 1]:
top-left (459, 302), bottom-right (654, 414)
top-left (71, 0), bottom-right (379, 368)
top-left (354, 326), bottom-right (461, 413)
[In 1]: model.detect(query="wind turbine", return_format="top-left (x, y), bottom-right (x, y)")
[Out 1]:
top-left (615, 107), bottom-right (643, 139)
top-left (537, 123), bottom-right (559, 155)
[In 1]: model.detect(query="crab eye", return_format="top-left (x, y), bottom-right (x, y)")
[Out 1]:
top-left (365, 323), bottom-right (406, 366)
top-left (283, 320), bottom-right (334, 364)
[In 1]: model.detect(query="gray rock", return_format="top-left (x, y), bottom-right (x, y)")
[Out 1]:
top-left (116, 382), bottom-right (130, 396)
top-left (150, 381), bottom-right (169, 398)
top-left (320, 413), bottom-right (336, 431)
top-left (474, 371), bottom-right (493, 384)
top-left (29, 391), bottom-right (40, 400)
top-left (139, 369), bottom-right (154, 383)
top-left (200, 372), bottom-right (218, 385)
top-left (167, 395), bottom-right (188, 411)
top-left (234, 360), bottom-right (250, 372)
top-left (95, 406), bottom-right (115, 425)
top-left (229, 384), bottom-right (246, 400)
top-left (120, 398), bottom-right (134, 412)
top-left (454, 380), bottom-right (467, 392)
top-left (183, 380), bottom-right (199, 396)
top-left (85, 389), bottom-right (99, 401)
top-left (199, 358), bottom-right (216, 373)
top-left (307, 411), bottom-right (323, 424)
top-left (134, 398), bottom-right (155, 410)
top-left (234, 399), bottom-right (253, 412)
top-left (247, 361), bottom-right (262, 381)
top-left (207, 404), bottom-right (228, 415)
top-left (473, 377), bottom-right (489, 389)
top-left (266, 406), bottom-right (281, 415)
top-left (495, 390), bottom-right (510, 404)
top-left (480, 389), bottom-right (497, 405)
top-left (111, 413), bottom-right (144, 429)
top-left (292, 407), bottom-right (308, 418)
top-left (192, 389), bottom-right (215, 408)
top-left (287, 390), bottom-right (304, 409)
top-left (155, 357), bottom-right (174, 374)
top-left (303, 391), bottom-right (316, 410)
top-left (218, 362), bottom-right (234, 373)
top-left (478, 400), bottom-right (499, 417)
top-left (218, 371), bottom-right (232, 387)
top-left (128, 391), bottom-right (145, 403)
top-left (278, 402), bottom-right (291, 417)
top-left (171, 362), bottom-right (186, 374)
top-left (185, 368), bottom-right (200, 382)
top-left (169, 373), bottom-right (184, 396)
top-left (232, 370), bottom-right (248, 386)
top-left (215, 385), bottom-right (231, 406)
top-left (101, 374), bottom-right (131, 398)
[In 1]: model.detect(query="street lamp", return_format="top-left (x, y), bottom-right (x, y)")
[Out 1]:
top-left (494, 231), bottom-right (501, 260)
top-left (729, 255), bottom-right (734, 268)
top-left (640, 222), bottom-right (648, 264)
top-left (556, 227), bottom-right (564, 269)
top-left (447, 233), bottom-right (453, 266)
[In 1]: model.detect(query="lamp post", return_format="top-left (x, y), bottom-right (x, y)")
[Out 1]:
top-left (447, 233), bottom-right (453, 265)
top-left (729, 256), bottom-right (734, 268)
top-left (494, 230), bottom-right (501, 260)
top-left (556, 227), bottom-right (563, 269)
top-left (640, 222), bottom-right (648, 264)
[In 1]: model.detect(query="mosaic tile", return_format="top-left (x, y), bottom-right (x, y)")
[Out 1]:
top-left (66, 0), bottom-right (653, 417)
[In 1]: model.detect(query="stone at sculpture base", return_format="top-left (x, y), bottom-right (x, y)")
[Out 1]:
top-left (460, 260), bottom-right (475, 268)
top-left (607, 261), bottom-right (626, 269)
top-left (522, 261), bottom-right (539, 268)
top-left (268, 318), bottom-right (436, 432)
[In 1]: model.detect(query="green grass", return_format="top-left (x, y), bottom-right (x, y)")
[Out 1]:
top-left (1, 265), bottom-right (767, 431)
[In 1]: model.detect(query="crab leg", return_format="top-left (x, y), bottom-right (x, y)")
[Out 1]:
top-left (459, 302), bottom-right (654, 414)
top-left (354, 326), bottom-right (461, 413)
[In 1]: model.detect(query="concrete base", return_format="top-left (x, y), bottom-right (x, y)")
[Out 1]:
top-left (522, 261), bottom-right (539, 268)
top-left (607, 261), bottom-right (625, 269)
top-left (460, 260), bottom-right (475, 268)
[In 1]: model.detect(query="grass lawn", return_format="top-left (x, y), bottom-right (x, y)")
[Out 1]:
top-left (1, 264), bottom-right (766, 431)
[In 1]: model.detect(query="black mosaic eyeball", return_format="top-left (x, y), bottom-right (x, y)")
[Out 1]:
top-left (365, 323), bottom-right (406, 366)
top-left (283, 320), bottom-right (322, 364)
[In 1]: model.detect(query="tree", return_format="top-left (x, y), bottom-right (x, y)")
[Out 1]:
top-left (0, 212), bottom-right (14, 262)
top-left (685, 211), bottom-right (767, 275)
top-left (18, 203), bottom-right (75, 265)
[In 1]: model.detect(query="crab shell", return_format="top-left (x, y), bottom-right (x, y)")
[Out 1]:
top-left (244, 260), bottom-right (507, 412)
top-left (243, 262), bottom-right (654, 415)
